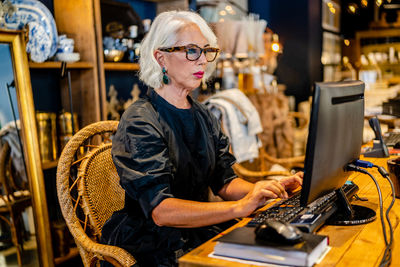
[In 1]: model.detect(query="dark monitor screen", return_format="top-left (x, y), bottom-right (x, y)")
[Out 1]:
top-left (300, 80), bottom-right (365, 207)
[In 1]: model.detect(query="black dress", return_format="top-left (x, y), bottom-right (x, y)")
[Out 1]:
top-left (101, 89), bottom-right (237, 267)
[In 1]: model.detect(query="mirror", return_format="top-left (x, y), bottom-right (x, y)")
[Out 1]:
top-left (0, 29), bottom-right (53, 267)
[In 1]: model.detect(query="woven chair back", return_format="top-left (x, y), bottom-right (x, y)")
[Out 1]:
top-left (57, 121), bottom-right (136, 266)
top-left (78, 143), bottom-right (125, 238)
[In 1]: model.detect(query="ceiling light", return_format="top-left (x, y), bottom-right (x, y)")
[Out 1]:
top-left (225, 5), bottom-right (232, 11)
top-left (361, 0), bottom-right (368, 7)
top-left (347, 3), bottom-right (358, 14)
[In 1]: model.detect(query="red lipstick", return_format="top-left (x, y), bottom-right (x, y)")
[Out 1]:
top-left (193, 71), bottom-right (204, 79)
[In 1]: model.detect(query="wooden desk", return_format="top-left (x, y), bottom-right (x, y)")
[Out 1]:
top-left (179, 157), bottom-right (400, 267)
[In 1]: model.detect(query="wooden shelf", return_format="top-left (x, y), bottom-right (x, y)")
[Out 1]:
top-left (29, 61), bottom-right (94, 69)
top-left (54, 247), bottom-right (79, 265)
top-left (377, 62), bottom-right (400, 67)
top-left (104, 62), bottom-right (139, 71)
top-left (42, 160), bottom-right (59, 170)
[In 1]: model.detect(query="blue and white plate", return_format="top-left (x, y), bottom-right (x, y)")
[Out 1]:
top-left (5, 0), bottom-right (58, 63)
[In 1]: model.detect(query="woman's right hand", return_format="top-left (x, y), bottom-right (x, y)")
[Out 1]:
top-left (234, 180), bottom-right (288, 218)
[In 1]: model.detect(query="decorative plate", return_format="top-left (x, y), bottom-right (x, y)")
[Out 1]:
top-left (5, 0), bottom-right (58, 63)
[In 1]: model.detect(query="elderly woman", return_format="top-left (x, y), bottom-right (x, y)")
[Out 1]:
top-left (101, 10), bottom-right (303, 267)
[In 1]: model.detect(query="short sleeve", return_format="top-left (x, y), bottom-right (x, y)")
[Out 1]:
top-left (112, 107), bottom-right (174, 218)
top-left (207, 109), bottom-right (237, 195)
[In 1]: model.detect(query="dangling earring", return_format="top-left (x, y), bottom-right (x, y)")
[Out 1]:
top-left (162, 67), bottom-right (170, 84)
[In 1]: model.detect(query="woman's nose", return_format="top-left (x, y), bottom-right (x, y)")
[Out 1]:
top-left (198, 51), bottom-right (208, 64)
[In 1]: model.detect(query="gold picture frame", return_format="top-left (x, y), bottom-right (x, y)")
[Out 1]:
top-left (0, 29), bottom-right (54, 266)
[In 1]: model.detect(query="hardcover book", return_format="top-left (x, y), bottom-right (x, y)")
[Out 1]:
top-left (214, 227), bottom-right (329, 267)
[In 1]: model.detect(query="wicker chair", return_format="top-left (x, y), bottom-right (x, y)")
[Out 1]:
top-left (56, 121), bottom-right (136, 267)
top-left (0, 141), bottom-right (31, 266)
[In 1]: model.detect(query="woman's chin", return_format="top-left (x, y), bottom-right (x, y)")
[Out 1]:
top-left (172, 79), bottom-right (203, 91)
top-left (192, 80), bottom-right (203, 89)
top-left (182, 82), bottom-right (202, 91)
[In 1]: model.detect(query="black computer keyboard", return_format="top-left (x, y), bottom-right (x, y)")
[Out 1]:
top-left (383, 132), bottom-right (400, 146)
top-left (246, 181), bottom-right (359, 233)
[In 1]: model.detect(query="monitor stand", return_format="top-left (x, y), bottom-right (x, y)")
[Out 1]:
top-left (327, 187), bottom-right (376, 225)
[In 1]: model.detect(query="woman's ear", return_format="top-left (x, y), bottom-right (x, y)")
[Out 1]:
top-left (154, 50), bottom-right (165, 67)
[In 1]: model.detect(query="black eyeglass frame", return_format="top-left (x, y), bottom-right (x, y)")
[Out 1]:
top-left (158, 44), bottom-right (220, 62)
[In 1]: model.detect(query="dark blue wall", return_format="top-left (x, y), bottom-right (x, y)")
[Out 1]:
top-left (38, 0), bottom-right (53, 13)
top-left (30, 69), bottom-right (62, 112)
top-left (113, 0), bottom-right (156, 20)
top-left (29, 0), bottom-right (58, 112)
top-left (248, 0), bottom-right (322, 104)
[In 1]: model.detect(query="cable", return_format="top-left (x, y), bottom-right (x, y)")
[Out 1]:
top-left (353, 160), bottom-right (396, 267)
top-left (355, 160), bottom-right (395, 266)
top-left (354, 161), bottom-right (394, 266)
top-left (346, 163), bottom-right (391, 267)
top-left (373, 164), bottom-right (395, 267)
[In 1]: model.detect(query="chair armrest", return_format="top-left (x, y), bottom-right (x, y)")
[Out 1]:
top-left (262, 151), bottom-right (305, 165)
top-left (58, 178), bottom-right (136, 267)
top-left (289, 112), bottom-right (309, 130)
top-left (73, 232), bottom-right (136, 267)
top-left (233, 163), bottom-right (291, 179)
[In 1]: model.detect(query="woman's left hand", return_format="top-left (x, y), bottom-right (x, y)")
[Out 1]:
top-left (279, 172), bottom-right (303, 192)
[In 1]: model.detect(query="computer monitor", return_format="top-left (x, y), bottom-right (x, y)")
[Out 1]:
top-left (300, 80), bottom-right (375, 224)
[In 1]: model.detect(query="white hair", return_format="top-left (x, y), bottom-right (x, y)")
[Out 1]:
top-left (139, 10), bottom-right (218, 89)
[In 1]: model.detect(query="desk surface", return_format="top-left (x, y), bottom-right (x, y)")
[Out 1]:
top-left (179, 157), bottom-right (400, 267)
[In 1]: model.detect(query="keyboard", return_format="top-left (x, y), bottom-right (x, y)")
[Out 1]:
top-left (383, 132), bottom-right (400, 146)
top-left (246, 181), bottom-right (359, 233)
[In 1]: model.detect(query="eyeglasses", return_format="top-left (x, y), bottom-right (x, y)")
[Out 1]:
top-left (158, 44), bottom-right (220, 62)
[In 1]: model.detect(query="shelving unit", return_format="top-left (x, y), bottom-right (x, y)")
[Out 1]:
top-left (93, 0), bottom-right (143, 119)
top-left (23, 2), bottom-right (106, 265)
top-left (103, 62), bottom-right (140, 71)
top-left (29, 61), bottom-right (94, 69)
top-left (53, 0), bottom-right (102, 127)
top-left (33, 3), bottom-right (142, 263)
top-left (42, 160), bottom-right (59, 170)
top-left (355, 28), bottom-right (400, 83)
top-left (355, 28), bottom-right (400, 66)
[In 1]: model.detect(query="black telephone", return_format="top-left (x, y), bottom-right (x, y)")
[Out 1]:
top-left (364, 117), bottom-right (389, 158)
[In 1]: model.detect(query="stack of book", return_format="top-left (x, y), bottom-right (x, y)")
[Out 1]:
top-left (213, 227), bottom-right (329, 267)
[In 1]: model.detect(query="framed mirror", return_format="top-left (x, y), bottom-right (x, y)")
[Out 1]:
top-left (0, 29), bottom-right (53, 266)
